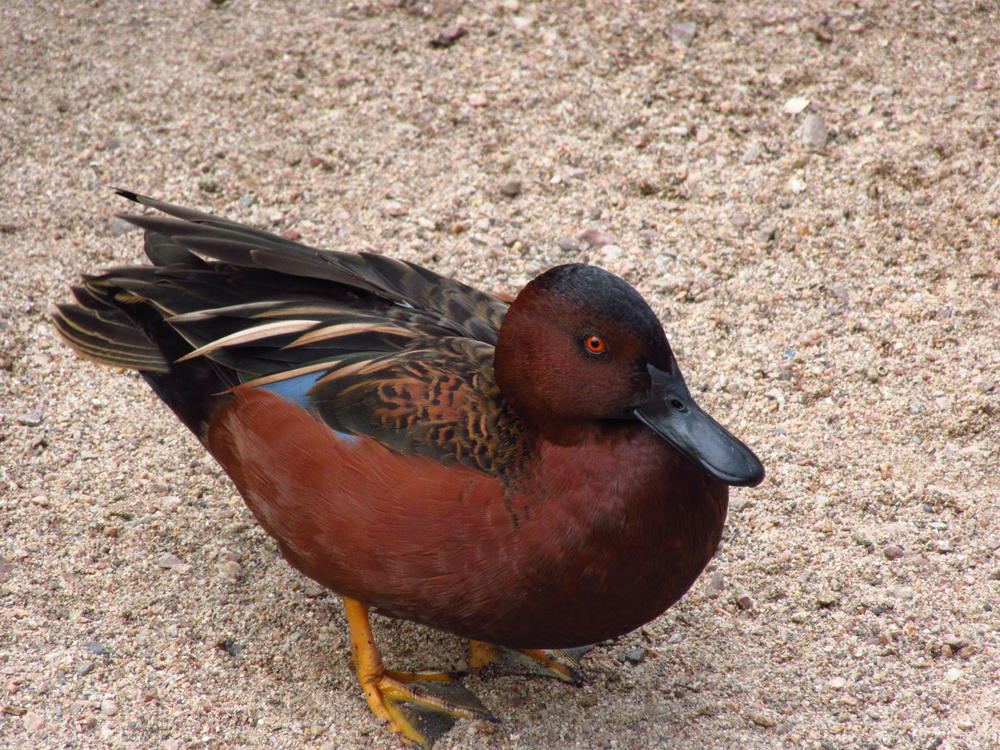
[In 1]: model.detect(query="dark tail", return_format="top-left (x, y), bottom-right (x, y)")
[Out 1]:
top-left (52, 225), bottom-right (235, 440)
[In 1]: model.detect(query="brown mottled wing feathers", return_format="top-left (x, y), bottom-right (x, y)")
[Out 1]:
top-left (306, 338), bottom-right (528, 477)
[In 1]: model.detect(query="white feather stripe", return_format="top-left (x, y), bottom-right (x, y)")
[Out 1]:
top-left (313, 356), bottom-right (395, 384)
top-left (232, 359), bottom-right (342, 390)
top-left (168, 301), bottom-right (295, 323)
top-left (285, 322), bottom-right (417, 348)
top-left (175, 319), bottom-right (319, 362)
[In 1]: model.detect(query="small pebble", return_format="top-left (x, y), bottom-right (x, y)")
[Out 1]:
top-left (100, 698), bottom-right (118, 716)
top-left (600, 244), bottom-right (623, 262)
top-left (467, 93), bottom-right (488, 107)
top-left (943, 667), bottom-right (962, 682)
top-left (557, 237), bottom-right (581, 253)
top-left (826, 676), bottom-right (847, 690)
top-left (0, 557), bottom-right (13, 583)
top-left (499, 179), bottom-right (522, 198)
top-left (705, 570), bottom-right (725, 596)
top-left (734, 589), bottom-right (753, 610)
top-left (622, 648), bottom-right (646, 665)
top-left (741, 144), bottom-right (763, 163)
top-left (217, 639), bottom-right (245, 657)
top-left (852, 531), bottom-right (875, 551)
top-left (161, 495), bottom-right (182, 512)
top-left (635, 177), bottom-right (658, 196)
top-left (301, 580), bottom-right (326, 597)
top-left (749, 710), bottom-right (778, 727)
top-left (578, 693), bottom-right (598, 708)
top-left (667, 22), bottom-right (697, 48)
top-left (218, 560), bottom-right (243, 580)
top-left (788, 176), bottom-right (807, 193)
top-left (883, 545), bottom-right (904, 560)
top-left (578, 228), bottom-right (616, 250)
top-left (800, 113), bottom-right (829, 150)
top-left (155, 552), bottom-right (185, 568)
top-left (784, 96), bottom-right (810, 115)
top-left (429, 24), bottom-right (466, 48)
top-left (17, 411), bottom-right (44, 426)
top-left (816, 591), bottom-right (839, 608)
top-left (381, 200), bottom-right (407, 217)
top-left (812, 518), bottom-right (833, 533)
top-left (942, 634), bottom-right (967, 650)
top-left (790, 611), bottom-right (809, 624)
top-left (86, 641), bottom-right (113, 656)
top-left (729, 497), bottom-right (752, 512)
top-left (76, 660), bottom-right (95, 676)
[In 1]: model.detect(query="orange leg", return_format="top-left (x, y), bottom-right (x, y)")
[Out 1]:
top-left (343, 597), bottom-right (495, 748)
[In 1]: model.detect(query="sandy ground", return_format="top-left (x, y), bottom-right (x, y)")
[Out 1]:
top-left (2, 1), bottom-right (998, 749)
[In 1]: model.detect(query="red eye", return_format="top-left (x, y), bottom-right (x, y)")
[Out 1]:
top-left (584, 335), bottom-right (606, 354)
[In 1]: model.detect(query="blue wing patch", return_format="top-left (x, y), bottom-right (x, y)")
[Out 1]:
top-left (257, 371), bottom-right (359, 442)
top-left (258, 371), bottom-right (324, 408)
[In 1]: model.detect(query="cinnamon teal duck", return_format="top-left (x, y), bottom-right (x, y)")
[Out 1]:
top-left (54, 190), bottom-right (765, 747)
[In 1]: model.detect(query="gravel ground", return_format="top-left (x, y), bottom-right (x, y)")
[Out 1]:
top-left (2, 1), bottom-right (998, 749)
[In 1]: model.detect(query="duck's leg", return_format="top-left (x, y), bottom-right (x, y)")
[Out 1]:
top-left (468, 640), bottom-right (591, 686)
top-left (343, 597), bottom-right (496, 748)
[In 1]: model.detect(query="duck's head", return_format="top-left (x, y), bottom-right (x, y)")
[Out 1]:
top-left (495, 264), bottom-right (764, 487)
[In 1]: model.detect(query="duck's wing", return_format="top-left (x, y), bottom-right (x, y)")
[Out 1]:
top-left (174, 298), bottom-right (527, 476)
top-left (56, 192), bottom-right (523, 473)
top-left (114, 190), bottom-right (509, 344)
top-left (288, 337), bottom-right (529, 477)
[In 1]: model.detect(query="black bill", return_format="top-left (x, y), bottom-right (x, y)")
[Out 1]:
top-left (634, 361), bottom-right (765, 487)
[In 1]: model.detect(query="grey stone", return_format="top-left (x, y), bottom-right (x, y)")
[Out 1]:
top-left (668, 22), bottom-right (697, 48)
top-left (499, 179), bottom-right (522, 198)
top-left (801, 113), bottom-right (829, 150)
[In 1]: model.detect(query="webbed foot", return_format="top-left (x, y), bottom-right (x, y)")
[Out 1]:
top-left (344, 598), bottom-right (496, 748)
top-left (469, 640), bottom-right (593, 686)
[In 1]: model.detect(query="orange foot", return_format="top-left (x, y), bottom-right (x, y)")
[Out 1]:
top-left (343, 598), bottom-right (496, 748)
top-left (468, 639), bottom-right (592, 686)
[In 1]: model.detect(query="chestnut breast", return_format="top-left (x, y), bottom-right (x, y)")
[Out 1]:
top-left (208, 388), bottom-right (727, 649)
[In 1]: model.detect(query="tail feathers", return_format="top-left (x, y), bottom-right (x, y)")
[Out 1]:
top-left (143, 229), bottom-right (209, 268)
top-left (52, 288), bottom-right (169, 372)
top-left (52, 280), bottom-right (233, 439)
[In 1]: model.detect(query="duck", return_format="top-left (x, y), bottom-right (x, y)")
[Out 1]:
top-left (53, 190), bottom-right (764, 747)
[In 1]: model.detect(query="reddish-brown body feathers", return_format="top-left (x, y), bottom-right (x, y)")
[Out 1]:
top-left (208, 388), bottom-right (725, 648)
